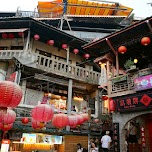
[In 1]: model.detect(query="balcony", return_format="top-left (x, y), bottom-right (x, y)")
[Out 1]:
top-left (0, 50), bottom-right (100, 85)
top-left (108, 67), bottom-right (152, 97)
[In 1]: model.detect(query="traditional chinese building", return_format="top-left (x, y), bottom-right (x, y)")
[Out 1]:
top-left (83, 16), bottom-right (152, 152)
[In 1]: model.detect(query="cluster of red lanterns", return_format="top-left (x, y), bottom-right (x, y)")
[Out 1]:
top-left (0, 81), bottom-right (23, 132)
top-left (118, 37), bottom-right (151, 54)
top-left (52, 113), bottom-right (89, 129)
top-left (1, 32), bottom-right (24, 39)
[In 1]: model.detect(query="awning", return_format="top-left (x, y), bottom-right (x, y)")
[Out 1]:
top-left (37, 0), bottom-right (133, 18)
top-left (0, 28), bottom-right (28, 33)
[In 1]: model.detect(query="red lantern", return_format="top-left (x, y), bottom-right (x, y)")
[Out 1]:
top-left (52, 113), bottom-right (69, 128)
top-left (18, 32), bottom-right (24, 37)
top-left (31, 119), bottom-right (44, 129)
top-left (109, 98), bottom-right (116, 112)
top-left (0, 123), bottom-right (13, 131)
top-left (141, 37), bottom-right (151, 46)
top-left (73, 49), bottom-right (79, 55)
top-left (47, 40), bottom-right (54, 45)
top-left (118, 46), bottom-right (127, 54)
top-left (34, 34), bottom-right (40, 41)
top-left (102, 95), bottom-right (108, 101)
top-left (0, 81), bottom-right (23, 109)
top-left (62, 44), bottom-right (68, 49)
top-left (3, 109), bottom-right (16, 124)
top-left (81, 113), bottom-right (88, 122)
top-left (77, 115), bottom-right (84, 125)
top-left (32, 104), bottom-right (54, 123)
top-left (2, 33), bottom-right (8, 39)
top-left (8, 33), bottom-right (14, 39)
top-left (68, 115), bottom-right (78, 127)
top-left (22, 117), bottom-right (29, 124)
top-left (83, 54), bottom-right (90, 59)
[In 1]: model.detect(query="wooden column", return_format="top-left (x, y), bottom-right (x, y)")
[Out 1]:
top-left (66, 46), bottom-right (69, 64)
top-left (66, 79), bottom-right (73, 131)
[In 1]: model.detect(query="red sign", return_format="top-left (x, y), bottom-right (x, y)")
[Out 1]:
top-left (115, 91), bottom-right (152, 112)
top-left (2, 139), bottom-right (10, 144)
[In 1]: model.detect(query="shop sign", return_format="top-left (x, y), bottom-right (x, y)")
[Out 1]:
top-left (113, 123), bottom-right (120, 152)
top-left (141, 127), bottom-right (146, 147)
top-left (134, 74), bottom-right (152, 91)
top-left (1, 139), bottom-right (10, 152)
top-left (115, 91), bottom-right (152, 112)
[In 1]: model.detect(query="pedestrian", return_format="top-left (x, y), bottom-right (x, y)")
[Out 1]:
top-left (77, 143), bottom-right (83, 152)
top-left (101, 131), bottom-right (112, 152)
top-left (90, 142), bottom-right (99, 152)
top-left (128, 121), bottom-right (137, 143)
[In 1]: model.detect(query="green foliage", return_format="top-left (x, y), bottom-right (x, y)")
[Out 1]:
top-left (124, 58), bottom-right (134, 69)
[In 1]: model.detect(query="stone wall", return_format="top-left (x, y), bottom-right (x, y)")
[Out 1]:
top-left (113, 111), bottom-right (152, 152)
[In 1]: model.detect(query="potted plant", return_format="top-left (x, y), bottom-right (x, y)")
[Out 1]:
top-left (124, 58), bottom-right (136, 70)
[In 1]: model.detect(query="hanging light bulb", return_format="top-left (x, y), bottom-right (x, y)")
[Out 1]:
top-left (134, 58), bottom-right (138, 64)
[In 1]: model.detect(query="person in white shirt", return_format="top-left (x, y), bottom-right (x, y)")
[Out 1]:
top-left (77, 143), bottom-right (83, 152)
top-left (101, 131), bottom-right (112, 152)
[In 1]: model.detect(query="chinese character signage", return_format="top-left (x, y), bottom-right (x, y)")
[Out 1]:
top-left (141, 127), bottom-right (146, 147)
top-left (113, 123), bottom-right (120, 152)
top-left (134, 74), bottom-right (152, 91)
top-left (115, 91), bottom-right (152, 112)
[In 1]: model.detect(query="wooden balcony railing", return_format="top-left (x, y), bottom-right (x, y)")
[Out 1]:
top-left (0, 50), bottom-right (23, 59)
top-left (36, 54), bottom-right (100, 84)
top-left (109, 67), bottom-right (152, 97)
top-left (0, 50), bottom-right (100, 85)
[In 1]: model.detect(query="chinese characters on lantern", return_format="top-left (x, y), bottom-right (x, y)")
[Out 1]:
top-left (113, 123), bottom-right (120, 152)
top-left (141, 127), bottom-right (146, 147)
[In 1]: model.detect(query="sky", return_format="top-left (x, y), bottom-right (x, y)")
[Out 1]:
top-left (0, 0), bottom-right (152, 18)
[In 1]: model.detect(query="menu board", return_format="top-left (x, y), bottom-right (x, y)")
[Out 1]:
top-left (22, 133), bottom-right (37, 143)
top-left (22, 133), bottom-right (62, 144)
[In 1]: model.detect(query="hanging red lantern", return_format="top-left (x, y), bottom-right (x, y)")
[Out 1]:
top-left (141, 37), bottom-right (151, 46)
top-left (0, 81), bottom-right (23, 109)
top-left (102, 95), bottom-right (108, 101)
top-left (22, 117), bottom-right (29, 124)
top-left (31, 119), bottom-right (44, 129)
top-left (0, 123), bottom-right (13, 131)
top-left (34, 34), bottom-right (40, 41)
top-left (81, 113), bottom-right (88, 122)
top-left (109, 98), bottom-right (116, 112)
top-left (8, 33), bottom-right (15, 39)
top-left (52, 113), bottom-right (69, 128)
top-left (68, 115), bottom-right (78, 127)
top-left (77, 114), bottom-right (85, 125)
top-left (2, 33), bottom-right (8, 39)
top-left (118, 46), bottom-right (127, 54)
top-left (83, 54), bottom-right (90, 59)
top-left (73, 49), bottom-right (79, 55)
top-left (47, 40), bottom-right (54, 45)
top-left (3, 109), bottom-right (16, 124)
top-left (18, 32), bottom-right (24, 37)
top-left (62, 44), bottom-right (68, 49)
top-left (32, 104), bottom-right (54, 123)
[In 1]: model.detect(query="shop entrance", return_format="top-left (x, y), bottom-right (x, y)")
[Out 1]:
top-left (123, 113), bottom-right (152, 152)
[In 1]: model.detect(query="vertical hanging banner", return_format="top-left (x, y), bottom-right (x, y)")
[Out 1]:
top-left (113, 123), bottom-right (120, 152)
top-left (141, 127), bottom-right (146, 147)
